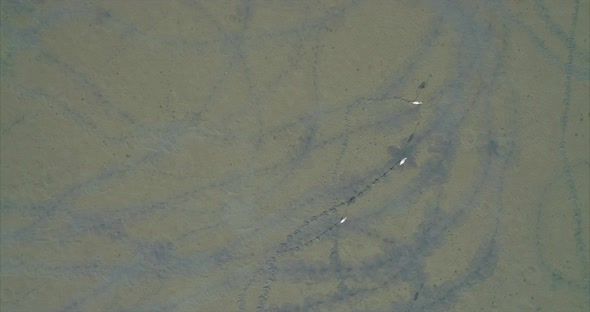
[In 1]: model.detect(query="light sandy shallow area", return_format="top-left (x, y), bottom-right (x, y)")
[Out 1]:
top-left (1, 1), bottom-right (588, 311)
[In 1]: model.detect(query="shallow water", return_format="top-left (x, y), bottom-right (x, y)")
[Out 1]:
top-left (1, 1), bottom-right (588, 311)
